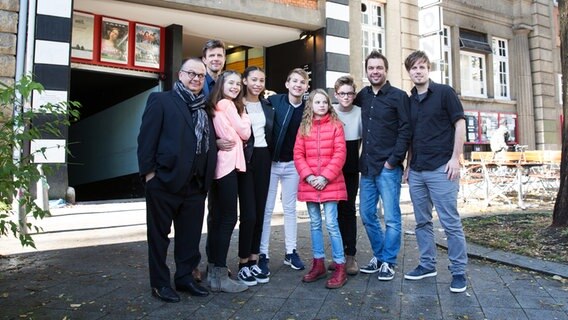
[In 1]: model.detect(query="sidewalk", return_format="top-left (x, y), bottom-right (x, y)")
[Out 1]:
top-left (1, 196), bottom-right (567, 319)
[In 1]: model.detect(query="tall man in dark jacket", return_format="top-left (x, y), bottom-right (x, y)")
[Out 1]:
top-left (137, 57), bottom-right (217, 302)
top-left (354, 51), bottom-right (411, 281)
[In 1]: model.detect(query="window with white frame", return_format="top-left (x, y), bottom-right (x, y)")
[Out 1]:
top-left (361, 0), bottom-right (385, 80)
top-left (440, 26), bottom-right (452, 86)
top-left (492, 37), bottom-right (510, 100)
top-left (460, 51), bottom-right (487, 97)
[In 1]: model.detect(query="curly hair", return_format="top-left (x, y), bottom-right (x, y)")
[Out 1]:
top-left (299, 89), bottom-right (339, 136)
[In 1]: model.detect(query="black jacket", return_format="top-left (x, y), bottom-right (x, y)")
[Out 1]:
top-left (268, 93), bottom-right (304, 162)
top-left (137, 90), bottom-right (217, 193)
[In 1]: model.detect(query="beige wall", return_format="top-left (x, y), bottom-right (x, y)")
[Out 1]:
top-left (349, 1), bottom-right (363, 90)
top-left (436, 0), bottom-right (561, 149)
top-left (0, 0), bottom-right (18, 87)
top-left (529, 0), bottom-right (561, 149)
top-left (346, 0), bottom-right (561, 149)
top-left (348, 0), bottom-right (419, 92)
top-left (125, 0), bottom-right (324, 30)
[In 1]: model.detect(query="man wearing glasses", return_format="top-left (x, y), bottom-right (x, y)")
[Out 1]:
top-left (137, 58), bottom-right (217, 302)
top-left (354, 51), bottom-right (411, 281)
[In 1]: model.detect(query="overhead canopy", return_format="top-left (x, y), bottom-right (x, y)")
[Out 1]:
top-left (459, 29), bottom-right (492, 54)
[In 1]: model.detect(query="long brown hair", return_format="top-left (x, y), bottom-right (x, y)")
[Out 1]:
top-left (299, 89), bottom-right (339, 136)
top-left (206, 70), bottom-right (245, 117)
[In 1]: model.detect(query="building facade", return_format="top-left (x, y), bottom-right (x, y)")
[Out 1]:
top-left (2, 0), bottom-right (562, 200)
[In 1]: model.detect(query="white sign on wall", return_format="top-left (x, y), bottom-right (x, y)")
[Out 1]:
top-left (418, 0), bottom-right (442, 8)
top-left (419, 6), bottom-right (443, 36)
top-left (420, 34), bottom-right (442, 61)
top-left (32, 90), bottom-right (68, 112)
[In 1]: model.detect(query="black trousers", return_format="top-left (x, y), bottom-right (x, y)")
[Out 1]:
top-left (145, 177), bottom-right (206, 288)
top-left (238, 147), bottom-right (271, 258)
top-left (207, 170), bottom-right (239, 267)
top-left (337, 171), bottom-right (359, 256)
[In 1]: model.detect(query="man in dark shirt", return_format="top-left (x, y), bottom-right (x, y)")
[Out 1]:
top-left (354, 51), bottom-right (411, 281)
top-left (402, 50), bottom-right (468, 293)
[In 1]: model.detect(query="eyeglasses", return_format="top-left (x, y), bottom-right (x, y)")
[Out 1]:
top-left (336, 92), bottom-right (356, 98)
top-left (181, 70), bottom-right (206, 80)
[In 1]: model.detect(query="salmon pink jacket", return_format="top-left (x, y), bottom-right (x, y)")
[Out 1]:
top-left (212, 99), bottom-right (251, 179)
top-left (293, 114), bottom-right (347, 203)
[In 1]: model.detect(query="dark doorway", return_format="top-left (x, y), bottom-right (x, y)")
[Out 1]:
top-left (265, 29), bottom-right (325, 94)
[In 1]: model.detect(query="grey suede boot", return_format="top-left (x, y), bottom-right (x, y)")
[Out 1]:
top-left (206, 263), bottom-right (214, 288)
top-left (215, 267), bottom-right (248, 293)
top-left (209, 265), bottom-right (221, 292)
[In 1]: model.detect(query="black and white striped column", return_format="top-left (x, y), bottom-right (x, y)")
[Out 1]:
top-left (30, 0), bottom-right (73, 199)
top-left (325, 0), bottom-right (350, 90)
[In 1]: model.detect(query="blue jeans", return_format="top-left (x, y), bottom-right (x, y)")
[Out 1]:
top-left (306, 201), bottom-right (345, 264)
top-left (359, 167), bottom-right (403, 264)
top-left (408, 165), bottom-right (468, 275)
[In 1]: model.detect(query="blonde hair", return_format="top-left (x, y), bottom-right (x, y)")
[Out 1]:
top-left (299, 89), bottom-right (339, 136)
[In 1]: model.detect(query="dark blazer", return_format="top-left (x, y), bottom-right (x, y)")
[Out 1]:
top-left (137, 90), bottom-right (217, 193)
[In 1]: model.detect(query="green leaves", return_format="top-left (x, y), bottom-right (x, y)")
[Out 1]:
top-left (0, 74), bottom-right (80, 247)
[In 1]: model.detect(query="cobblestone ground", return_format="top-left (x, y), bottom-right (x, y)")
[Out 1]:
top-left (1, 197), bottom-right (567, 319)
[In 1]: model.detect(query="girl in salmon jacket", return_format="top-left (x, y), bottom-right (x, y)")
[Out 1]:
top-left (293, 89), bottom-right (348, 289)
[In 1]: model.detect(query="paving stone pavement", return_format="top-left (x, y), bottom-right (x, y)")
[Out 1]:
top-left (0, 199), bottom-right (567, 320)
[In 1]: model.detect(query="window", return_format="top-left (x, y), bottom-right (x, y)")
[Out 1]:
top-left (492, 37), bottom-right (510, 100)
top-left (459, 29), bottom-right (490, 98)
top-left (361, 0), bottom-right (385, 81)
top-left (460, 52), bottom-right (487, 97)
top-left (440, 26), bottom-right (452, 86)
top-left (464, 111), bottom-right (517, 144)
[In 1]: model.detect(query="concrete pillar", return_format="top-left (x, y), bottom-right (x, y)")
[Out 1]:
top-left (511, 24), bottom-right (535, 149)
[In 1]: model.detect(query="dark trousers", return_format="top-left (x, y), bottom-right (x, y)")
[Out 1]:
top-left (207, 170), bottom-right (239, 267)
top-left (337, 171), bottom-right (359, 256)
top-left (145, 177), bottom-right (206, 288)
top-left (238, 147), bottom-right (271, 258)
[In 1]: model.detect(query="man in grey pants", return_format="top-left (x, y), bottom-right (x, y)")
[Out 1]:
top-left (402, 50), bottom-right (468, 293)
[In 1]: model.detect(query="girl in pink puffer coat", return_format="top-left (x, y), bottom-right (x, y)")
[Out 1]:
top-left (293, 89), bottom-right (348, 289)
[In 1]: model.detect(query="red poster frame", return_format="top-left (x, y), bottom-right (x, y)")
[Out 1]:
top-left (71, 11), bottom-right (165, 73)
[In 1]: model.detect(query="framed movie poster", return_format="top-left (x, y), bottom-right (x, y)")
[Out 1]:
top-left (480, 112), bottom-right (499, 143)
top-left (134, 23), bottom-right (161, 69)
top-left (100, 17), bottom-right (129, 64)
top-left (71, 12), bottom-right (94, 60)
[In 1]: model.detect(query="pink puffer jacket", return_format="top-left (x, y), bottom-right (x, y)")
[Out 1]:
top-left (294, 114), bottom-right (347, 203)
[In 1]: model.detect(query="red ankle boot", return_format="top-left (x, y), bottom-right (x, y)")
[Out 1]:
top-left (326, 263), bottom-right (347, 289)
top-left (302, 258), bottom-right (327, 282)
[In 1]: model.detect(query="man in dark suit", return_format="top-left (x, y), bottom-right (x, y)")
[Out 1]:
top-left (137, 57), bottom-right (217, 302)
